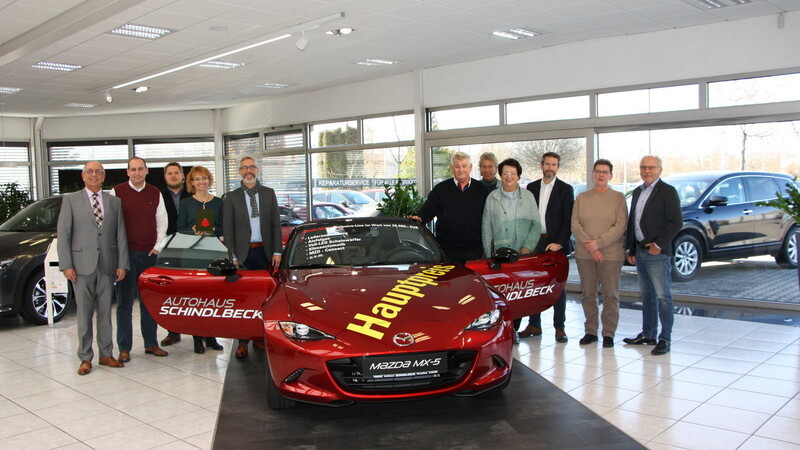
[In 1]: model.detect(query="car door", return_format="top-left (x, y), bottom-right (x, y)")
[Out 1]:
top-left (743, 176), bottom-right (784, 245)
top-left (138, 234), bottom-right (277, 341)
top-left (702, 176), bottom-right (753, 251)
top-left (465, 251), bottom-right (568, 320)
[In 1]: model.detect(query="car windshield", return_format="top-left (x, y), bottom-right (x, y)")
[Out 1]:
top-left (287, 221), bottom-right (444, 268)
top-left (155, 232), bottom-right (230, 269)
top-left (664, 179), bottom-right (714, 207)
top-left (0, 198), bottom-right (61, 232)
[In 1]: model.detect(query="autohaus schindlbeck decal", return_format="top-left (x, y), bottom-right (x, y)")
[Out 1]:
top-left (494, 279), bottom-right (555, 301)
top-left (159, 297), bottom-right (262, 319)
top-left (346, 265), bottom-right (456, 341)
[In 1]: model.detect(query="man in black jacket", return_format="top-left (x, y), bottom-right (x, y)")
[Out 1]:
top-left (520, 152), bottom-right (573, 343)
top-left (623, 156), bottom-right (682, 355)
top-left (411, 152), bottom-right (488, 264)
top-left (159, 162), bottom-right (190, 346)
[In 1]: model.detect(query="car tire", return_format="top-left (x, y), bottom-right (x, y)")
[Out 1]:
top-left (496, 370), bottom-right (512, 392)
top-left (776, 227), bottom-right (798, 269)
top-left (265, 360), bottom-right (296, 410)
top-left (19, 269), bottom-right (71, 325)
top-left (672, 234), bottom-right (702, 282)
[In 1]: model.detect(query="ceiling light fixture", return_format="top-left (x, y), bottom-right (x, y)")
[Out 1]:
top-left (31, 61), bottom-right (82, 72)
top-left (104, 90), bottom-right (113, 103)
top-left (133, 86), bottom-right (148, 93)
top-left (198, 61), bottom-right (244, 70)
top-left (109, 23), bottom-right (173, 40)
top-left (682, 0), bottom-right (749, 9)
top-left (111, 12), bottom-right (344, 91)
top-left (0, 87), bottom-right (21, 94)
top-left (326, 27), bottom-right (353, 36)
top-left (355, 58), bottom-right (399, 67)
top-left (492, 28), bottom-right (540, 40)
top-left (296, 32), bottom-right (309, 51)
top-left (65, 103), bottom-right (97, 108)
top-left (257, 82), bottom-right (292, 89)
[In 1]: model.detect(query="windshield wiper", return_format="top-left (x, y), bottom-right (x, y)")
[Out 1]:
top-left (290, 263), bottom-right (342, 269)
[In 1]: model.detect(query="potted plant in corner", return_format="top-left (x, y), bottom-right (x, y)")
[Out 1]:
top-left (756, 180), bottom-right (800, 289)
top-left (0, 182), bottom-right (33, 223)
top-left (377, 179), bottom-right (425, 218)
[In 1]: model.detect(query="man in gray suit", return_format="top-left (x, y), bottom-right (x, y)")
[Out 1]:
top-left (223, 156), bottom-right (282, 359)
top-left (57, 161), bottom-right (129, 375)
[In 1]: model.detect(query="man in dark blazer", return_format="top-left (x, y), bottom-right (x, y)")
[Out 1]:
top-left (159, 162), bottom-right (191, 346)
top-left (623, 156), bottom-right (682, 355)
top-left (223, 156), bottom-right (282, 359)
top-left (521, 152), bottom-right (574, 343)
top-left (57, 161), bottom-right (129, 375)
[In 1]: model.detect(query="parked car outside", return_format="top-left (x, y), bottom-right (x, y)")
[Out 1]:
top-left (279, 206), bottom-right (304, 246)
top-left (139, 218), bottom-right (568, 409)
top-left (313, 190), bottom-right (378, 211)
top-left (665, 171), bottom-right (798, 281)
top-left (0, 196), bottom-right (71, 324)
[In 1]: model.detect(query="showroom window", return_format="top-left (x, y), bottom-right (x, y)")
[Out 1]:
top-left (134, 137), bottom-right (216, 194)
top-left (506, 95), bottom-right (590, 124)
top-left (0, 142), bottom-right (33, 195)
top-left (429, 105), bottom-right (500, 131)
top-left (709, 72), bottom-right (800, 107)
top-left (597, 85), bottom-right (698, 116)
top-left (48, 140), bottom-right (128, 194)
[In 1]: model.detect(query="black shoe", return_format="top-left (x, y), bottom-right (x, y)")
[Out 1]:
top-left (205, 337), bottom-right (223, 351)
top-left (193, 336), bottom-right (205, 354)
top-left (555, 328), bottom-right (568, 343)
top-left (603, 336), bottom-right (614, 348)
top-left (579, 334), bottom-right (598, 345)
top-left (622, 332), bottom-right (657, 345)
top-left (651, 339), bottom-right (670, 355)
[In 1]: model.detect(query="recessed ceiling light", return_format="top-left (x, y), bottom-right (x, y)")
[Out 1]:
top-left (326, 27), bottom-right (354, 36)
top-left (492, 28), bottom-right (540, 40)
top-left (198, 61), bottom-right (244, 70)
top-left (64, 103), bottom-right (97, 108)
top-left (108, 23), bottom-right (173, 40)
top-left (0, 87), bottom-right (21, 94)
top-left (355, 58), bottom-right (399, 67)
top-left (31, 61), bottom-right (82, 72)
top-left (133, 86), bottom-right (148, 93)
top-left (257, 82), bottom-right (292, 89)
top-left (682, 0), bottom-right (749, 9)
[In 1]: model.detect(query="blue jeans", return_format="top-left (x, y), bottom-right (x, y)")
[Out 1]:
top-left (116, 250), bottom-right (159, 350)
top-left (636, 252), bottom-right (674, 342)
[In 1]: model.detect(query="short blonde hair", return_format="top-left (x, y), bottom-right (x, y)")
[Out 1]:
top-left (186, 166), bottom-right (213, 194)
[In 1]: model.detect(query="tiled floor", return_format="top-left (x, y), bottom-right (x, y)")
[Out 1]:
top-left (0, 299), bottom-right (798, 449)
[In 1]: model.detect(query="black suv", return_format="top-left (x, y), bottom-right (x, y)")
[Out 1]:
top-left (665, 171), bottom-right (797, 281)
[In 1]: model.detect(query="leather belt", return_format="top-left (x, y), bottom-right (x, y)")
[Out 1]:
top-left (249, 242), bottom-right (263, 248)
top-left (540, 233), bottom-right (549, 238)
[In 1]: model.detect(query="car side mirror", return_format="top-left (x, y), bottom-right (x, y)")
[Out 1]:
top-left (706, 195), bottom-right (728, 207)
top-left (490, 247), bottom-right (519, 270)
top-left (208, 258), bottom-right (239, 282)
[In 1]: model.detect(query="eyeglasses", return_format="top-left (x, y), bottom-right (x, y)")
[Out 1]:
top-left (239, 165), bottom-right (257, 170)
top-left (639, 165), bottom-right (661, 171)
top-left (593, 170), bottom-right (611, 175)
top-left (501, 172), bottom-right (518, 177)
top-left (83, 169), bottom-right (105, 175)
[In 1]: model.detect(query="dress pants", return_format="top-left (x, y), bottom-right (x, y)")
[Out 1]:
top-left (527, 237), bottom-right (567, 330)
top-left (116, 250), bottom-right (159, 351)
top-left (576, 258), bottom-right (623, 337)
top-left (74, 270), bottom-right (115, 361)
top-left (239, 246), bottom-right (271, 346)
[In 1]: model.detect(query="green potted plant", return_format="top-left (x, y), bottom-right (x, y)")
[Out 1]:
top-left (377, 179), bottom-right (425, 218)
top-left (0, 182), bottom-right (33, 223)
top-left (756, 180), bottom-right (800, 288)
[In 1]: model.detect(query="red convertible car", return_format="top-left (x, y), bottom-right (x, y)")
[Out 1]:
top-left (140, 218), bottom-right (567, 409)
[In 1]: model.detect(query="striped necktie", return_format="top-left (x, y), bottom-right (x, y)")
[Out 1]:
top-left (92, 193), bottom-right (103, 228)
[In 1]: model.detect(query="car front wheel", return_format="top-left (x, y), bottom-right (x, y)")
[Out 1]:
top-left (672, 234), bottom-right (702, 282)
top-left (265, 360), bottom-right (296, 410)
top-left (20, 269), bottom-right (71, 325)
top-left (776, 227), bottom-right (798, 269)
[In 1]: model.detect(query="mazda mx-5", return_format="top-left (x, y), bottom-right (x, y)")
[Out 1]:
top-left (139, 217), bottom-right (567, 409)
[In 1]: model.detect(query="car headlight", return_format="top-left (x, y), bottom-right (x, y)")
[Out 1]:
top-left (279, 321), bottom-right (334, 340)
top-left (0, 257), bottom-right (16, 272)
top-left (465, 309), bottom-right (501, 331)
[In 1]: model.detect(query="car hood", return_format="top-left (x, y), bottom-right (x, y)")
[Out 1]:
top-left (0, 231), bottom-right (55, 259)
top-left (277, 264), bottom-right (498, 345)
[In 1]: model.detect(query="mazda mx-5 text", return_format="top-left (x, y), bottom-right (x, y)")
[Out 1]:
top-left (139, 217), bottom-right (567, 409)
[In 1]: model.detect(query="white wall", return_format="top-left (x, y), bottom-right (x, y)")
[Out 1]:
top-left (41, 110), bottom-right (214, 140)
top-left (0, 116), bottom-right (32, 141)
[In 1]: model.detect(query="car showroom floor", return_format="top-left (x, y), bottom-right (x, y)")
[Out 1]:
top-left (0, 298), bottom-right (798, 449)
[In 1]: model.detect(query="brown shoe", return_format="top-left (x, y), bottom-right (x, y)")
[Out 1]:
top-left (99, 356), bottom-right (124, 368)
top-left (161, 333), bottom-right (181, 346)
top-left (555, 328), bottom-right (568, 343)
top-left (235, 343), bottom-right (248, 359)
top-left (519, 325), bottom-right (542, 337)
top-left (252, 339), bottom-right (266, 351)
top-left (77, 361), bottom-right (92, 375)
top-left (118, 350), bottom-right (131, 362)
top-left (144, 346), bottom-right (168, 357)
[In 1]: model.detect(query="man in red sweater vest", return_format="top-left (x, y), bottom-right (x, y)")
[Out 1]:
top-left (111, 157), bottom-right (169, 362)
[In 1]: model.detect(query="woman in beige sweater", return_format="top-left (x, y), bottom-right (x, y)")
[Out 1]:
top-left (571, 159), bottom-right (628, 348)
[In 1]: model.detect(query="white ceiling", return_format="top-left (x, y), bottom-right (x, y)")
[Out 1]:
top-left (0, 0), bottom-right (797, 118)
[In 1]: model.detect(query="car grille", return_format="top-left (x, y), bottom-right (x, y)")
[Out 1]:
top-left (327, 350), bottom-right (476, 394)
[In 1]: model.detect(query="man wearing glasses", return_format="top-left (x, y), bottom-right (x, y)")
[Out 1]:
top-left (223, 157), bottom-right (282, 359)
top-left (623, 156), bottom-right (682, 355)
